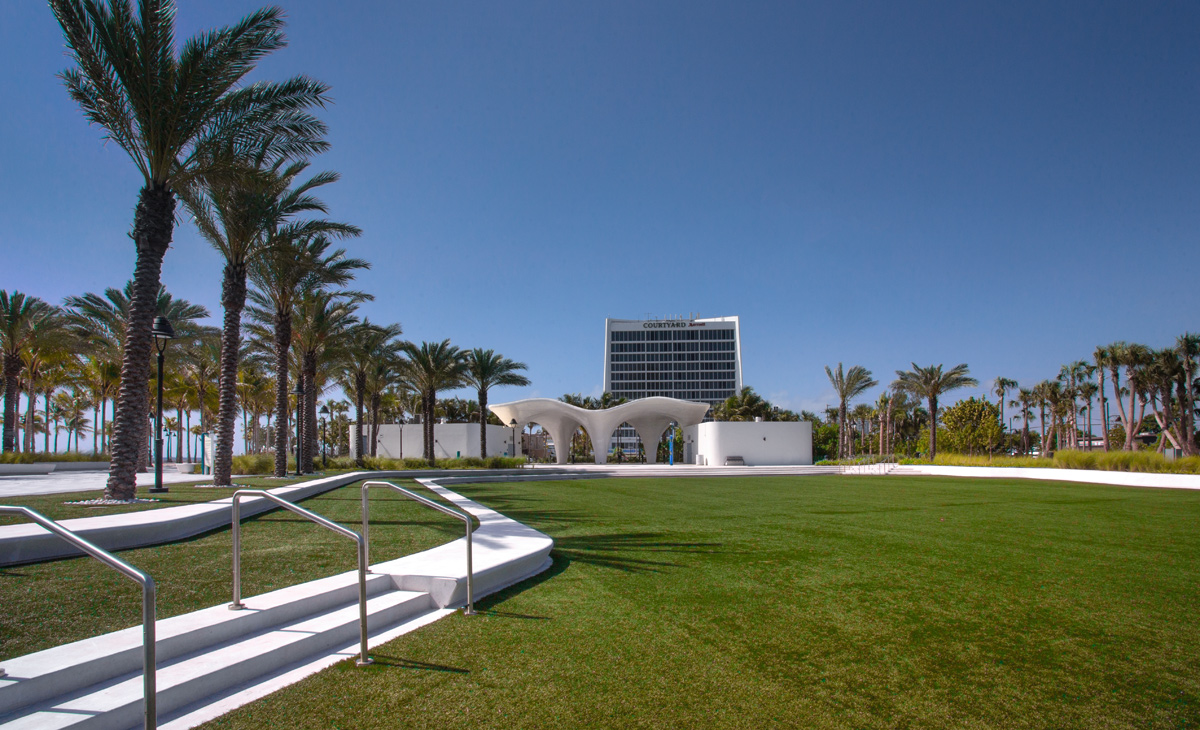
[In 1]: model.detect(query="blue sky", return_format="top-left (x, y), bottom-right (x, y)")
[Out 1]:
top-left (3, 1), bottom-right (1199, 418)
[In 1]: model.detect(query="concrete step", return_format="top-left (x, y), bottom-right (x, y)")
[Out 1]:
top-left (0, 570), bottom-right (397, 717)
top-left (0, 588), bottom-right (433, 730)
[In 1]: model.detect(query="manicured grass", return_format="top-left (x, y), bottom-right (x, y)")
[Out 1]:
top-left (0, 479), bottom-right (462, 659)
top-left (191, 475), bottom-right (1200, 730)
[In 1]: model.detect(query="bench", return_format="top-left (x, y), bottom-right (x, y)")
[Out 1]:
top-left (724, 456), bottom-right (745, 466)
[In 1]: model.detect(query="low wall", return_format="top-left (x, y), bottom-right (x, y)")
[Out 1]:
top-left (897, 464), bottom-right (1200, 490)
top-left (0, 464), bottom-right (54, 476)
top-left (0, 468), bottom-right (551, 566)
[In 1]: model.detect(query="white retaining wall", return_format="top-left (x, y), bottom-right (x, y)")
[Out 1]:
top-left (683, 421), bottom-right (813, 466)
top-left (350, 423), bottom-right (520, 460)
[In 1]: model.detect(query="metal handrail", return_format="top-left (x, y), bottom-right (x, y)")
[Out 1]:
top-left (226, 490), bottom-right (372, 666)
top-left (0, 505), bottom-right (157, 729)
top-left (360, 481), bottom-right (476, 615)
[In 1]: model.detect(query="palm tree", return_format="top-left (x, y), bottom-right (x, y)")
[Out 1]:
top-left (51, 0), bottom-right (332, 499)
top-left (824, 364), bottom-right (878, 458)
top-left (715, 386), bottom-right (774, 423)
top-left (1060, 361), bottom-right (1090, 450)
top-left (292, 289), bottom-right (365, 471)
top-left (1077, 381), bottom-right (1098, 451)
top-left (992, 377), bottom-right (1018, 435)
top-left (1177, 334), bottom-right (1200, 455)
top-left (250, 234), bottom-right (367, 477)
top-left (340, 321), bottom-right (403, 466)
top-left (400, 340), bottom-right (467, 466)
top-left (1013, 388), bottom-right (1035, 454)
top-left (463, 349), bottom-right (531, 458)
top-left (1093, 345), bottom-right (1112, 451)
top-left (1108, 343), bottom-right (1151, 450)
top-left (892, 363), bottom-right (977, 460)
top-left (185, 152), bottom-right (354, 483)
top-left (1, 292), bottom-right (54, 453)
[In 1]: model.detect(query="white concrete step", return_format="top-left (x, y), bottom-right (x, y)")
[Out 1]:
top-left (0, 570), bottom-right (396, 716)
top-left (0, 588), bottom-right (433, 730)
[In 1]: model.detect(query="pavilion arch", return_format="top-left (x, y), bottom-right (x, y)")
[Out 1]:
top-left (489, 397), bottom-right (710, 465)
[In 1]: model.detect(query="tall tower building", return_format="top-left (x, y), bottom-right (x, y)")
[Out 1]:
top-left (602, 315), bottom-right (743, 453)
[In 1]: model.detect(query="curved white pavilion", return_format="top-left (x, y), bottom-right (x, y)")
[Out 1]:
top-left (489, 397), bottom-right (710, 465)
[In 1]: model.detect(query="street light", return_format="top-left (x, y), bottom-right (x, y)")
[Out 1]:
top-left (293, 382), bottom-right (304, 477)
top-left (509, 419), bottom-right (518, 458)
top-left (149, 316), bottom-right (174, 494)
top-left (319, 404), bottom-right (329, 470)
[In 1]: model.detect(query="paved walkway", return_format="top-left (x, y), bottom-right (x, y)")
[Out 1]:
top-left (0, 471), bottom-right (206, 499)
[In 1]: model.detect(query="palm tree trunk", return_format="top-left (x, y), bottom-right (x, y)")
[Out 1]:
top-left (106, 184), bottom-right (174, 499)
top-left (272, 310), bottom-right (292, 478)
top-left (425, 390), bottom-right (436, 466)
top-left (25, 390), bottom-right (36, 453)
top-left (1, 354), bottom-right (18, 453)
top-left (302, 351), bottom-right (317, 472)
top-left (369, 392), bottom-right (380, 458)
top-left (928, 397), bottom-right (938, 459)
top-left (1097, 373), bottom-right (1109, 451)
top-left (479, 388), bottom-right (488, 458)
top-left (213, 264), bottom-right (247, 486)
top-left (354, 372), bottom-right (366, 467)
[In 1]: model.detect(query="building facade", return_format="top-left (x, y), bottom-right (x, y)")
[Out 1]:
top-left (603, 316), bottom-right (742, 453)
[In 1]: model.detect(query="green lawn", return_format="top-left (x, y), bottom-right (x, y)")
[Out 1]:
top-left (3, 475), bottom-right (1198, 728)
top-left (0, 478), bottom-right (460, 659)
top-left (197, 475), bottom-right (1200, 730)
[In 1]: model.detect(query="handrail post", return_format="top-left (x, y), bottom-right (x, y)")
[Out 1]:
top-left (229, 494), bottom-right (243, 610)
top-left (0, 505), bottom-right (157, 730)
top-left (361, 481), bottom-right (476, 615)
top-left (224, 490), bottom-right (370, 666)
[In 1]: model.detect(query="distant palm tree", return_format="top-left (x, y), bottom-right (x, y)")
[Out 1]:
top-left (1177, 334), bottom-right (1200, 455)
top-left (992, 377), bottom-right (1018, 434)
top-left (400, 340), bottom-right (467, 466)
top-left (292, 289), bottom-right (364, 471)
top-left (463, 349), bottom-right (531, 458)
top-left (340, 320), bottom-right (403, 466)
top-left (715, 386), bottom-right (774, 423)
top-left (50, 0), bottom-right (331, 499)
top-left (1, 292), bottom-right (54, 453)
top-left (892, 363), bottom-right (977, 460)
top-left (1077, 381), bottom-right (1098, 451)
top-left (1093, 345), bottom-right (1113, 451)
top-left (250, 235), bottom-right (367, 476)
top-left (184, 153), bottom-right (355, 482)
top-left (824, 364), bottom-right (877, 458)
top-left (1013, 388), bottom-right (1035, 454)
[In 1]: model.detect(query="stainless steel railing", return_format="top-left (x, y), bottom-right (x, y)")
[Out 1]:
top-left (226, 490), bottom-right (372, 666)
top-left (360, 481), bottom-right (476, 615)
top-left (0, 505), bottom-right (158, 729)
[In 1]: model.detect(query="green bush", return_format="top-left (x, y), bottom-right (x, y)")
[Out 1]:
top-left (896, 450), bottom-right (1200, 474)
top-left (0, 452), bottom-right (109, 464)
top-left (230, 453), bottom-right (283, 475)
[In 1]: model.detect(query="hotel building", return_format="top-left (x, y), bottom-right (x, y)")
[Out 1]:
top-left (603, 315), bottom-right (743, 453)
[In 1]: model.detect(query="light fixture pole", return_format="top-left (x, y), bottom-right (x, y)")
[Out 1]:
top-left (150, 316), bottom-right (175, 494)
top-left (509, 418), bottom-right (518, 458)
top-left (319, 404), bottom-right (329, 469)
top-left (293, 382), bottom-right (304, 477)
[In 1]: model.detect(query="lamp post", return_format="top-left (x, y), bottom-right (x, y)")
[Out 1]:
top-left (319, 404), bottom-right (329, 470)
top-left (509, 419), bottom-right (518, 458)
top-left (149, 316), bottom-right (175, 494)
top-left (293, 382), bottom-right (304, 477)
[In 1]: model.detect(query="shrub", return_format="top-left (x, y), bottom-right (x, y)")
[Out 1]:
top-left (897, 450), bottom-right (1200, 474)
top-left (0, 452), bottom-right (109, 464)
top-left (230, 453), bottom-right (280, 475)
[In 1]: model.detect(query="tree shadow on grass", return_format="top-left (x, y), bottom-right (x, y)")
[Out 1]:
top-left (365, 653), bottom-right (469, 674)
top-left (552, 532), bottom-right (723, 574)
